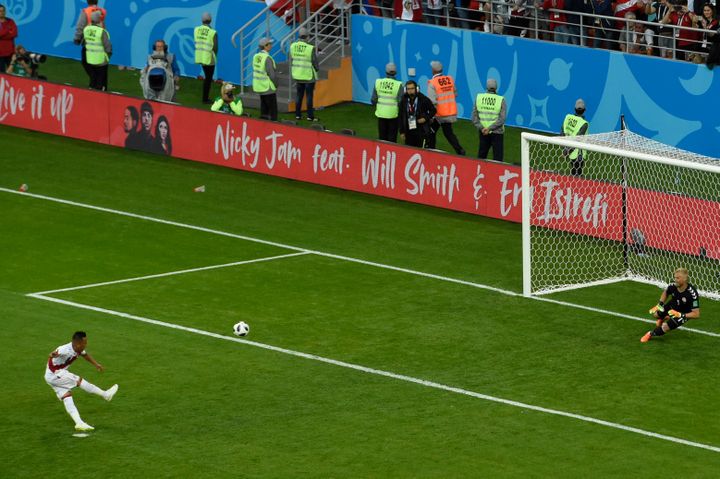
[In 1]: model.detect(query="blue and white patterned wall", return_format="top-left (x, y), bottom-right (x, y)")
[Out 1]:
top-left (351, 16), bottom-right (720, 158)
top-left (4, 0), bottom-right (290, 84)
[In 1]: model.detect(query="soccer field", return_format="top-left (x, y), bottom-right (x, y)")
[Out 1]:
top-left (1, 125), bottom-right (719, 477)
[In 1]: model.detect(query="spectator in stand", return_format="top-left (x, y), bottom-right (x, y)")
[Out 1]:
top-left (426, 0), bottom-right (446, 25)
top-left (589, 0), bottom-right (614, 48)
top-left (696, 3), bottom-right (718, 55)
top-left (661, 0), bottom-right (698, 60)
top-left (73, 0), bottom-right (107, 85)
top-left (619, 12), bottom-right (653, 53)
top-left (614, 0), bottom-right (646, 49)
top-left (396, 0), bottom-right (425, 21)
top-left (647, 0), bottom-right (673, 56)
top-left (0, 5), bottom-right (18, 73)
top-left (398, 80), bottom-right (436, 147)
top-left (379, 0), bottom-right (395, 18)
top-left (194, 12), bottom-right (218, 104)
top-left (452, 0), bottom-right (473, 29)
top-left (564, 0), bottom-right (584, 45)
top-left (507, 0), bottom-right (531, 37)
top-left (6, 44), bottom-right (31, 77)
top-left (543, 0), bottom-right (570, 43)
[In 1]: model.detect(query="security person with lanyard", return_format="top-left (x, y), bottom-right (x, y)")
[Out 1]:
top-left (253, 37), bottom-right (278, 121)
top-left (561, 98), bottom-right (590, 176)
top-left (472, 78), bottom-right (507, 162)
top-left (83, 10), bottom-right (111, 91)
top-left (290, 28), bottom-right (319, 122)
top-left (194, 12), bottom-right (218, 104)
top-left (399, 80), bottom-right (436, 148)
top-left (371, 63), bottom-right (403, 143)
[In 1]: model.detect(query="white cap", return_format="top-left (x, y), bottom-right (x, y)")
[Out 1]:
top-left (299, 27), bottom-right (309, 38)
top-left (385, 62), bottom-right (397, 74)
top-left (575, 98), bottom-right (586, 110)
top-left (259, 37), bottom-right (274, 48)
top-left (486, 78), bottom-right (498, 91)
top-left (430, 61), bottom-right (443, 72)
top-left (201, 12), bottom-right (212, 23)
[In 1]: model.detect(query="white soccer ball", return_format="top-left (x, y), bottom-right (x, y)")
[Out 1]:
top-left (233, 321), bottom-right (250, 337)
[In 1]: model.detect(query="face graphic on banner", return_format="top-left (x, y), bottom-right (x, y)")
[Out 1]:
top-left (122, 102), bottom-right (170, 155)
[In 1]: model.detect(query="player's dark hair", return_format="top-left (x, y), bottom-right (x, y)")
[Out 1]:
top-left (72, 331), bottom-right (87, 341)
top-left (88, 0), bottom-right (99, 5)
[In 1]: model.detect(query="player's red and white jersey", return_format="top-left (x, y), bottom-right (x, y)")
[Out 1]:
top-left (46, 342), bottom-right (85, 373)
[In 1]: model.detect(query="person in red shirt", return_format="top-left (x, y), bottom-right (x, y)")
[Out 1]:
top-left (0, 5), bottom-right (19, 73)
top-left (661, 0), bottom-right (698, 59)
top-left (542, 0), bottom-right (570, 43)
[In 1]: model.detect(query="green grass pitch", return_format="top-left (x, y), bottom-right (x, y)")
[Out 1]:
top-left (1, 123), bottom-right (719, 477)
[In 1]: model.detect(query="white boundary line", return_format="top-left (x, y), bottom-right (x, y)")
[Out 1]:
top-left (32, 252), bottom-right (311, 295)
top-left (26, 293), bottom-right (720, 454)
top-left (5, 187), bottom-right (718, 339)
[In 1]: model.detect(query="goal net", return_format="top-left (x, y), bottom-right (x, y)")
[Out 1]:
top-left (521, 130), bottom-right (720, 300)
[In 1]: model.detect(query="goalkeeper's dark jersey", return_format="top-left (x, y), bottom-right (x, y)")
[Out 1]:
top-left (665, 283), bottom-right (700, 314)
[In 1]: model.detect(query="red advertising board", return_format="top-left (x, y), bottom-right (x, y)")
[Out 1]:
top-left (2, 75), bottom-right (718, 260)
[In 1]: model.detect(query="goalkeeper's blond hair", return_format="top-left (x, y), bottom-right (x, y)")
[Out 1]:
top-left (674, 268), bottom-right (689, 279)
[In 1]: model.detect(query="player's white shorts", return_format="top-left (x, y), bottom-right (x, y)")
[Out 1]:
top-left (44, 369), bottom-right (81, 400)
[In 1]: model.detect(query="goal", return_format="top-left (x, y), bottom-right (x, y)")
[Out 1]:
top-left (521, 130), bottom-right (720, 300)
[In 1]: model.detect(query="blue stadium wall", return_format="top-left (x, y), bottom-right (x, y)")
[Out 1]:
top-left (351, 16), bottom-right (720, 158)
top-left (6, 0), bottom-right (289, 85)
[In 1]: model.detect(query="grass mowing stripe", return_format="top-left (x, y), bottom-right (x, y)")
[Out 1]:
top-left (26, 292), bottom-right (720, 455)
top-left (32, 252), bottom-right (311, 295)
top-left (5, 186), bottom-right (718, 339)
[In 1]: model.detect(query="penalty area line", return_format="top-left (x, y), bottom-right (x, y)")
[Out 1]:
top-left (4, 187), bottom-right (718, 339)
top-left (31, 252), bottom-right (312, 295)
top-left (26, 292), bottom-right (720, 455)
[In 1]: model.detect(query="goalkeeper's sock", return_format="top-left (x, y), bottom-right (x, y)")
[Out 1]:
top-left (651, 326), bottom-right (665, 337)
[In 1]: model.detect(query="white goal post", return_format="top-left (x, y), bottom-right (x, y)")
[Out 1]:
top-left (521, 130), bottom-right (720, 301)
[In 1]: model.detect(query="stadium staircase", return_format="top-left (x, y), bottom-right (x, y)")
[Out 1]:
top-left (231, 0), bottom-right (353, 114)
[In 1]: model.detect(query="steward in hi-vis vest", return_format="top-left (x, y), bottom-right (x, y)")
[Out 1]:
top-left (472, 78), bottom-right (507, 162)
top-left (371, 63), bottom-right (403, 143)
top-left (253, 37), bottom-right (278, 121)
top-left (195, 12), bottom-right (218, 104)
top-left (562, 98), bottom-right (590, 176)
top-left (426, 60), bottom-right (465, 155)
top-left (82, 10), bottom-right (111, 91)
top-left (290, 28), bottom-right (320, 121)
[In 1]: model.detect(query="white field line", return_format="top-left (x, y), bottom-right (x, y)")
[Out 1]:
top-left (4, 187), bottom-right (718, 339)
top-left (32, 252), bottom-right (311, 295)
top-left (25, 293), bottom-right (720, 455)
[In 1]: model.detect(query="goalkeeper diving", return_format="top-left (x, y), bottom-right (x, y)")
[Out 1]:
top-left (641, 268), bottom-right (700, 342)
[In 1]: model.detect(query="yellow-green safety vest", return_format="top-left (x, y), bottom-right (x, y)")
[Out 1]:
top-left (84, 25), bottom-right (109, 66)
top-left (290, 41), bottom-right (316, 81)
top-left (211, 97), bottom-right (244, 116)
top-left (252, 51), bottom-right (276, 93)
top-left (562, 114), bottom-right (589, 160)
top-left (374, 78), bottom-right (402, 119)
top-left (475, 93), bottom-right (504, 131)
top-left (194, 25), bottom-right (216, 65)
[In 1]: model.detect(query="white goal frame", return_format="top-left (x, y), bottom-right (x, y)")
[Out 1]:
top-left (521, 132), bottom-right (720, 300)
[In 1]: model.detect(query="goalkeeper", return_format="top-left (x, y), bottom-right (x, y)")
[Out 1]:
top-left (641, 268), bottom-right (700, 342)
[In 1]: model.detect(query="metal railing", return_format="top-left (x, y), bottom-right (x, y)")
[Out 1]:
top-left (362, 1), bottom-right (718, 63)
top-left (278, 1), bottom-right (352, 103)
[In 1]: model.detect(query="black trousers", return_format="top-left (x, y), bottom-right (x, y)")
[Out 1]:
top-left (377, 118), bottom-right (398, 143)
top-left (478, 132), bottom-right (504, 162)
top-left (403, 131), bottom-right (427, 147)
top-left (81, 46), bottom-right (93, 86)
top-left (88, 64), bottom-right (108, 91)
top-left (260, 93), bottom-right (278, 121)
top-left (201, 64), bottom-right (215, 102)
top-left (0, 55), bottom-right (12, 73)
top-left (295, 82), bottom-right (315, 119)
top-left (571, 154), bottom-right (584, 176)
top-left (427, 122), bottom-right (465, 154)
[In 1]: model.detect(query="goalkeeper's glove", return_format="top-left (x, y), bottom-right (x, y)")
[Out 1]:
top-left (649, 302), bottom-right (665, 315)
top-left (668, 309), bottom-right (685, 321)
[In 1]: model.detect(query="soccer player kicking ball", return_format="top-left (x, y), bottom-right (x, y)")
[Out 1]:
top-left (44, 331), bottom-right (119, 431)
top-left (641, 268), bottom-right (700, 343)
